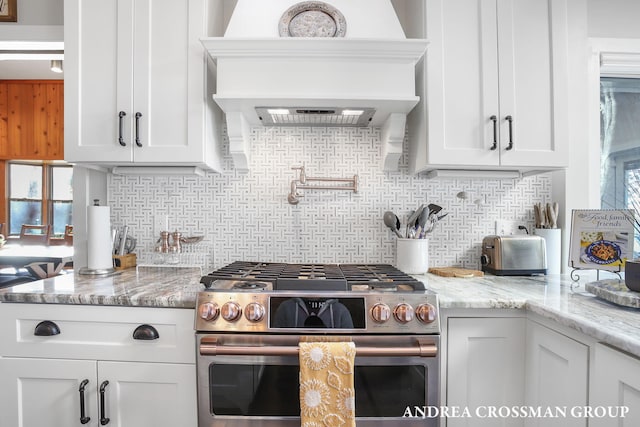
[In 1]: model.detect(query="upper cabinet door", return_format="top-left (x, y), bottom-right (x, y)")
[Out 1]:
top-left (496, 0), bottom-right (569, 168)
top-left (65, 0), bottom-right (132, 163)
top-left (129, 0), bottom-right (207, 164)
top-left (424, 0), bottom-right (501, 168)
top-left (65, 0), bottom-right (220, 169)
top-left (414, 0), bottom-right (569, 173)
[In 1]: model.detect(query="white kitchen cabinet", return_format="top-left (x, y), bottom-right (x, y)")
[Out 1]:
top-left (64, 0), bottom-right (221, 171)
top-left (0, 358), bottom-right (98, 426)
top-left (446, 317), bottom-right (526, 427)
top-left (590, 343), bottom-right (640, 426)
top-left (524, 320), bottom-right (588, 427)
top-left (0, 303), bottom-right (197, 427)
top-left (0, 358), bottom-right (196, 427)
top-left (410, 0), bottom-right (569, 173)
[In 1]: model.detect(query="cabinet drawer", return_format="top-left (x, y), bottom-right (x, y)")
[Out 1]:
top-left (0, 303), bottom-right (195, 363)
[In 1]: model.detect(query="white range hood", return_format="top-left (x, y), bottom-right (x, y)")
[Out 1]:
top-left (201, 0), bottom-right (427, 170)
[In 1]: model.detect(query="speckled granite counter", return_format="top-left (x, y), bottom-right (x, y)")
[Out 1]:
top-left (0, 266), bottom-right (203, 308)
top-left (1, 267), bottom-right (639, 358)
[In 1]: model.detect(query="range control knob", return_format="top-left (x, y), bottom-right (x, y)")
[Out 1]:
top-left (244, 302), bottom-right (265, 322)
top-left (198, 302), bottom-right (219, 321)
top-left (370, 303), bottom-right (391, 323)
top-left (480, 254), bottom-right (490, 265)
top-left (221, 301), bottom-right (242, 322)
top-left (393, 303), bottom-right (415, 324)
top-left (415, 303), bottom-right (437, 324)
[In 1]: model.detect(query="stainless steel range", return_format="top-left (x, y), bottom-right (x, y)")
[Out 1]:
top-left (195, 262), bottom-right (441, 427)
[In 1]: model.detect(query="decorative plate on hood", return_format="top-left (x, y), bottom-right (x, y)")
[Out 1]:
top-left (278, 1), bottom-right (346, 37)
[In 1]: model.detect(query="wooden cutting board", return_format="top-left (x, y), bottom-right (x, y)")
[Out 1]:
top-left (428, 267), bottom-right (484, 278)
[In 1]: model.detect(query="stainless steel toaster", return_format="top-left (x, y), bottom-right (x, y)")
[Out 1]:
top-left (480, 235), bottom-right (547, 275)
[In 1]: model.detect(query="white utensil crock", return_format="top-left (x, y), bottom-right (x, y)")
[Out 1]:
top-left (534, 228), bottom-right (561, 275)
top-left (396, 238), bottom-right (429, 274)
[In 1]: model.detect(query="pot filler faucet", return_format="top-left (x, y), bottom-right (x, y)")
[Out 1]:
top-left (287, 165), bottom-right (358, 205)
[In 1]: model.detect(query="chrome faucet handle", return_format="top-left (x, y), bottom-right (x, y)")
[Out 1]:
top-left (288, 180), bottom-right (302, 205)
top-left (291, 165), bottom-right (306, 184)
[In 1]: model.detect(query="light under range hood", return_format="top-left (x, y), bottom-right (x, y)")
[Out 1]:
top-left (201, 0), bottom-right (427, 171)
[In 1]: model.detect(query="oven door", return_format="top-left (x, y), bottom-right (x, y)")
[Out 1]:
top-left (197, 334), bottom-right (440, 427)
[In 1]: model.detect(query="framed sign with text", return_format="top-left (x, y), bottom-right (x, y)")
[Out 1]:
top-left (0, 0), bottom-right (17, 22)
top-left (569, 209), bottom-right (635, 271)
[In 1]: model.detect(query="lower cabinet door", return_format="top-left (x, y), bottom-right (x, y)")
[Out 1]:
top-left (590, 343), bottom-right (640, 426)
top-left (98, 361), bottom-right (197, 427)
top-left (525, 321), bottom-right (588, 427)
top-left (447, 317), bottom-right (526, 427)
top-left (0, 357), bottom-right (98, 427)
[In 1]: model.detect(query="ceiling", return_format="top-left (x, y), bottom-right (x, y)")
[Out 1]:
top-left (0, 60), bottom-right (64, 79)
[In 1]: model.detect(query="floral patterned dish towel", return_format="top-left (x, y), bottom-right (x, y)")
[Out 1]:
top-left (299, 341), bottom-right (356, 427)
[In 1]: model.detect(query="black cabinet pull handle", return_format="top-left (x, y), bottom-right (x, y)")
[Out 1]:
top-left (134, 112), bottom-right (143, 147)
top-left (79, 379), bottom-right (91, 424)
top-left (34, 320), bottom-right (60, 336)
top-left (99, 381), bottom-right (110, 425)
top-left (118, 111), bottom-right (127, 146)
top-left (133, 324), bottom-right (160, 340)
top-left (489, 115), bottom-right (498, 150)
top-left (505, 115), bottom-right (514, 150)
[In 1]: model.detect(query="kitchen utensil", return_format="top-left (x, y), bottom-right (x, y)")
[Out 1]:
top-left (383, 211), bottom-right (403, 238)
top-left (534, 203), bottom-right (543, 228)
top-left (427, 203), bottom-right (442, 216)
top-left (415, 208), bottom-right (434, 238)
top-left (118, 226), bottom-right (128, 256)
top-left (547, 202), bottom-right (559, 229)
top-left (124, 236), bottom-right (137, 254)
top-left (406, 205), bottom-right (424, 237)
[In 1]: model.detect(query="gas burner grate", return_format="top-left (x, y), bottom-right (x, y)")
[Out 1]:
top-left (276, 264), bottom-right (347, 291)
top-left (201, 262), bottom-right (425, 291)
top-left (200, 261), bottom-right (286, 288)
top-left (279, 264), bottom-right (344, 280)
top-left (340, 264), bottom-right (425, 291)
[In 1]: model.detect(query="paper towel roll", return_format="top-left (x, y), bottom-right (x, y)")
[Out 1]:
top-left (87, 205), bottom-right (113, 270)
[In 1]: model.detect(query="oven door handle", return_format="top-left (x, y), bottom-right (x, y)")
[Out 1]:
top-left (199, 338), bottom-right (438, 358)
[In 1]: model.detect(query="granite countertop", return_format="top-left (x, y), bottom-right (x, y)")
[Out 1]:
top-left (1, 267), bottom-right (639, 357)
top-left (0, 266), bottom-right (203, 308)
top-left (415, 272), bottom-right (640, 357)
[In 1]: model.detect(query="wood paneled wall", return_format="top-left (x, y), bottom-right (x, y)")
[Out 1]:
top-left (0, 80), bottom-right (64, 160)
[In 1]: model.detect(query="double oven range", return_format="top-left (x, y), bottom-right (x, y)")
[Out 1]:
top-left (195, 262), bottom-right (441, 427)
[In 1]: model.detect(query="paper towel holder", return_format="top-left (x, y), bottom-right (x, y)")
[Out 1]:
top-left (78, 266), bottom-right (120, 276)
top-left (78, 200), bottom-right (119, 276)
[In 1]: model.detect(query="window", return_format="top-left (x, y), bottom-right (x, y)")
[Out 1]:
top-left (7, 162), bottom-right (73, 237)
top-left (600, 77), bottom-right (640, 256)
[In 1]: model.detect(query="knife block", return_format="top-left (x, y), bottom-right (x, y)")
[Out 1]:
top-left (113, 253), bottom-right (137, 270)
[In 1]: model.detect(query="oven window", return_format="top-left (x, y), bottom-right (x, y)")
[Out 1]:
top-left (209, 363), bottom-right (427, 417)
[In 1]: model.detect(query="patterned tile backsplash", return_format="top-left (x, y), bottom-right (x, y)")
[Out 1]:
top-left (109, 126), bottom-right (552, 271)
